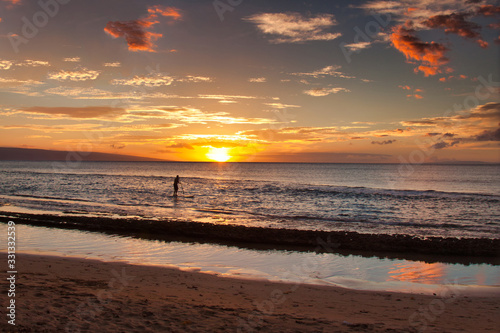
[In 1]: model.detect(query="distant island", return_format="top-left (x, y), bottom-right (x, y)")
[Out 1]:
top-left (0, 147), bottom-right (166, 162)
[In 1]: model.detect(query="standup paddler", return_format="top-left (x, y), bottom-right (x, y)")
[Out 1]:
top-left (173, 175), bottom-right (181, 197)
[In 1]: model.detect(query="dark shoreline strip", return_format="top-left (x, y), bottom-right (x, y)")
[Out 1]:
top-left (1, 213), bottom-right (499, 260)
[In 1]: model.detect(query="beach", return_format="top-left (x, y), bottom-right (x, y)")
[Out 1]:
top-left (2, 0), bottom-right (500, 331)
top-left (1, 253), bottom-right (499, 332)
top-left (1, 162), bottom-right (499, 331)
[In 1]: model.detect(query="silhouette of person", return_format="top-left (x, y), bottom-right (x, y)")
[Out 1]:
top-left (173, 175), bottom-right (180, 197)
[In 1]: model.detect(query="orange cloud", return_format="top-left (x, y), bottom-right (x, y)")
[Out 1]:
top-left (477, 5), bottom-right (500, 17)
top-left (2, 0), bottom-right (21, 8)
top-left (104, 20), bottom-right (162, 52)
top-left (21, 106), bottom-right (127, 119)
top-left (104, 5), bottom-right (181, 52)
top-left (391, 23), bottom-right (449, 76)
top-left (147, 5), bottom-right (182, 20)
top-left (439, 74), bottom-right (468, 82)
top-left (423, 13), bottom-right (488, 48)
top-left (399, 85), bottom-right (423, 98)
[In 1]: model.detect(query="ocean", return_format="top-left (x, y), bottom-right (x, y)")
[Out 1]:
top-left (0, 161), bottom-right (499, 239)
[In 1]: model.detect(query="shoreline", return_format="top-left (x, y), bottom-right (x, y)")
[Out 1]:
top-left (1, 253), bottom-right (499, 332)
top-left (1, 212), bottom-right (499, 260)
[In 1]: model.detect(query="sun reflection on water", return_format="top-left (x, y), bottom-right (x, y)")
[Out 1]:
top-left (388, 262), bottom-right (446, 284)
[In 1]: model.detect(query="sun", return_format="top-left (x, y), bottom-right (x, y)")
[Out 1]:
top-left (206, 147), bottom-right (231, 162)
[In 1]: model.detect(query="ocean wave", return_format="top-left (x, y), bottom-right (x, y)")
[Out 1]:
top-left (2, 168), bottom-right (499, 200)
top-left (248, 183), bottom-right (500, 202)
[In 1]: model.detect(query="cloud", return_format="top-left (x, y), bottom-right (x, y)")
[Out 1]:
top-left (0, 77), bottom-right (44, 87)
top-left (63, 57), bottom-right (81, 62)
top-left (399, 85), bottom-right (424, 98)
top-left (477, 4), bottom-right (500, 17)
top-left (0, 60), bottom-right (12, 70)
top-left (423, 13), bottom-right (488, 48)
top-left (239, 126), bottom-right (343, 143)
top-left (103, 62), bottom-right (121, 67)
top-left (129, 107), bottom-right (275, 125)
top-left (371, 139), bottom-right (396, 145)
top-left (244, 12), bottom-right (341, 43)
top-left (258, 151), bottom-right (393, 163)
top-left (397, 103), bottom-right (500, 150)
top-left (343, 41), bottom-right (372, 51)
top-left (402, 103), bottom-right (500, 127)
top-left (361, 1), bottom-right (498, 75)
top-left (474, 127), bottom-right (500, 141)
top-left (104, 20), bottom-right (161, 52)
top-left (401, 119), bottom-right (438, 126)
top-left (44, 86), bottom-right (180, 100)
top-left (196, 94), bottom-right (257, 104)
top-left (431, 141), bottom-right (451, 149)
top-left (249, 77), bottom-right (266, 83)
top-left (439, 74), bottom-right (468, 82)
top-left (430, 138), bottom-right (463, 150)
top-left (16, 59), bottom-right (50, 67)
top-left (264, 102), bottom-right (301, 109)
top-left (147, 5), bottom-right (182, 20)
top-left (48, 68), bottom-right (100, 81)
top-left (111, 74), bottom-right (174, 87)
top-left (2, 0), bottom-right (21, 8)
top-left (172, 134), bottom-right (258, 148)
top-left (45, 87), bottom-right (120, 99)
top-left (197, 94), bottom-right (257, 100)
top-left (111, 73), bottom-right (212, 87)
top-left (108, 143), bottom-right (125, 150)
top-left (166, 143), bottom-right (194, 150)
top-left (456, 102), bottom-right (500, 121)
top-left (178, 75), bottom-right (213, 83)
top-left (390, 23), bottom-right (449, 76)
top-left (303, 87), bottom-right (350, 96)
top-left (289, 65), bottom-right (355, 79)
top-left (0, 59), bottom-right (49, 69)
top-left (20, 106), bottom-right (127, 119)
top-left (359, 1), bottom-right (484, 25)
top-left (104, 5), bottom-right (181, 52)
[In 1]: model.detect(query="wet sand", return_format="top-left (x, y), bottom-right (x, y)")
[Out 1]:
top-left (1, 253), bottom-right (499, 332)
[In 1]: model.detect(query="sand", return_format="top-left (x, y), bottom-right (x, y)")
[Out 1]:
top-left (1, 253), bottom-right (499, 332)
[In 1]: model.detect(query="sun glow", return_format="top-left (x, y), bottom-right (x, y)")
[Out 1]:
top-left (206, 147), bottom-right (231, 162)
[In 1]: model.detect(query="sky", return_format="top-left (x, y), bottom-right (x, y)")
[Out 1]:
top-left (0, 0), bottom-right (499, 163)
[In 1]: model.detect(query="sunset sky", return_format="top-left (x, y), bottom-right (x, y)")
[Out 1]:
top-left (0, 0), bottom-right (499, 163)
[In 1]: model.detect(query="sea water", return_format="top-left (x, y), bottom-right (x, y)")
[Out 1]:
top-left (0, 161), bottom-right (499, 238)
top-left (1, 224), bottom-right (499, 295)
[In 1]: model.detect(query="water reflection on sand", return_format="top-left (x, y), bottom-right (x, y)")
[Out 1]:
top-left (1, 223), bottom-right (499, 295)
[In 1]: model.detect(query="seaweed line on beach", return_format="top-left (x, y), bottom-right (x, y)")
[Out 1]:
top-left (1, 213), bottom-right (499, 263)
